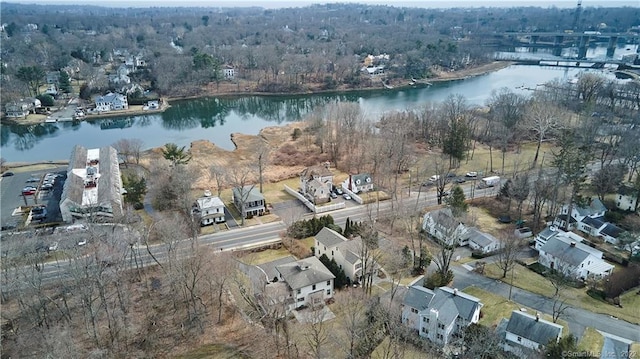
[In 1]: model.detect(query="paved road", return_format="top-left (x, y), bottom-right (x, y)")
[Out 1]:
top-left (450, 265), bottom-right (640, 342)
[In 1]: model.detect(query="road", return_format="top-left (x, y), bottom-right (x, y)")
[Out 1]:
top-left (450, 265), bottom-right (640, 342)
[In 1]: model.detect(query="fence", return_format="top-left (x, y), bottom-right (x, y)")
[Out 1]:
top-left (283, 185), bottom-right (346, 213)
top-left (341, 185), bottom-right (364, 204)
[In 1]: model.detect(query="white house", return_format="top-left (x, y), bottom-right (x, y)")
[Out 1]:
top-left (538, 234), bottom-right (614, 280)
top-left (223, 65), bottom-right (235, 80)
top-left (94, 92), bottom-right (128, 112)
top-left (534, 226), bottom-right (586, 251)
top-left (553, 198), bottom-right (607, 231)
top-left (275, 256), bottom-right (335, 309)
top-left (232, 186), bottom-right (265, 218)
top-left (467, 227), bottom-right (500, 254)
top-left (616, 185), bottom-right (638, 212)
top-left (300, 165), bottom-right (333, 204)
top-left (401, 285), bottom-right (483, 346)
top-left (500, 310), bottom-right (563, 357)
top-left (422, 208), bottom-right (469, 246)
top-left (314, 227), bottom-right (365, 283)
top-left (342, 173), bottom-right (374, 193)
top-left (193, 191), bottom-right (226, 226)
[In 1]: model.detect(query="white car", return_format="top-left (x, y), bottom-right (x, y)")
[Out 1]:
top-left (343, 193), bottom-right (352, 200)
top-left (77, 239), bottom-right (87, 246)
top-left (429, 175), bottom-right (440, 182)
top-left (48, 242), bottom-right (59, 251)
top-left (465, 171), bottom-right (478, 178)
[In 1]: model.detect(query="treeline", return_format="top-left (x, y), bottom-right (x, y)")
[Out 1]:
top-left (1, 3), bottom-right (639, 102)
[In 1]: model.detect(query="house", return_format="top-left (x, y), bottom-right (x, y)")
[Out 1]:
top-left (467, 227), bottom-right (500, 254)
top-left (94, 92), bottom-right (128, 112)
top-left (599, 223), bottom-right (624, 245)
top-left (534, 226), bottom-right (585, 250)
top-left (60, 145), bottom-right (124, 223)
top-left (232, 185), bottom-right (265, 218)
top-left (46, 71), bottom-right (60, 85)
top-left (500, 310), bottom-right (563, 357)
top-left (193, 191), bottom-right (226, 226)
top-left (422, 208), bottom-right (470, 246)
top-left (343, 173), bottom-right (373, 193)
top-left (275, 256), bottom-right (335, 309)
top-left (538, 233), bottom-right (614, 280)
top-left (401, 285), bottom-right (483, 346)
top-left (553, 199), bottom-right (607, 231)
top-left (300, 165), bottom-right (333, 204)
top-left (223, 65), bottom-right (235, 80)
top-left (4, 102), bottom-right (29, 118)
top-left (314, 227), bottom-right (366, 283)
top-left (616, 185), bottom-right (638, 212)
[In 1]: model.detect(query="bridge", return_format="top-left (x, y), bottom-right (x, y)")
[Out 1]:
top-left (493, 31), bottom-right (640, 59)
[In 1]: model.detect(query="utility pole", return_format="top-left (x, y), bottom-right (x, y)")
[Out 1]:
top-left (572, 0), bottom-right (582, 31)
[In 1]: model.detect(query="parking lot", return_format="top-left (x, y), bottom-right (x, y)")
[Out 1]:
top-left (1, 166), bottom-right (67, 231)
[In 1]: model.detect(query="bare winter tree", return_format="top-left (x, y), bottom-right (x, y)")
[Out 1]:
top-left (333, 289), bottom-right (367, 359)
top-left (304, 304), bottom-right (330, 359)
top-left (495, 231), bottom-right (523, 279)
top-left (523, 97), bottom-right (565, 168)
top-left (209, 164), bottom-right (226, 198)
top-left (225, 165), bottom-right (257, 226)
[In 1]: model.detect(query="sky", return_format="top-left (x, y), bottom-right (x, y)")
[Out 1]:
top-left (2, 0), bottom-right (639, 8)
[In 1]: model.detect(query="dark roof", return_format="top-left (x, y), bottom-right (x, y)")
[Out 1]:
top-left (575, 198), bottom-right (607, 217)
top-left (403, 285), bottom-right (435, 311)
top-left (617, 185), bottom-right (638, 197)
top-left (600, 223), bottom-right (623, 239)
top-left (429, 287), bottom-right (483, 325)
top-left (467, 227), bottom-right (498, 248)
top-left (581, 216), bottom-right (606, 229)
top-left (276, 257), bottom-right (335, 290)
top-left (539, 236), bottom-right (599, 267)
top-left (258, 256), bottom-right (297, 282)
top-left (300, 165), bottom-right (332, 179)
top-left (556, 214), bottom-right (578, 224)
top-left (315, 227), bottom-right (347, 248)
top-left (232, 186), bottom-right (264, 203)
top-left (506, 311), bottom-right (562, 345)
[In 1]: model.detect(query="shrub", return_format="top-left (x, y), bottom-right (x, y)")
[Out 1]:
top-left (423, 270), bottom-right (453, 289)
top-left (292, 128), bottom-right (302, 140)
top-left (37, 94), bottom-right (55, 107)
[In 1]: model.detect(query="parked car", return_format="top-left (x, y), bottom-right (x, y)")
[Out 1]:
top-left (330, 192), bottom-right (337, 199)
top-left (77, 239), bottom-right (88, 246)
top-left (26, 176), bottom-right (40, 183)
top-left (31, 206), bottom-right (47, 220)
top-left (2, 171), bottom-right (14, 177)
top-left (446, 172), bottom-right (457, 178)
top-left (343, 193), bottom-right (352, 200)
top-left (335, 188), bottom-right (343, 195)
top-left (454, 177), bottom-right (466, 183)
top-left (465, 171), bottom-right (478, 178)
top-left (41, 183), bottom-right (54, 190)
top-left (48, 242), bottom-right (59, 252)
top-left (22, 186), bottom-right (37, 195)
top-left (429, 175), bottom-right (440, 182)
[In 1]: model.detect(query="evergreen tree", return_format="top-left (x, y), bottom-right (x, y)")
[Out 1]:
top-left (446, 185), bottom-right (468, 216)
top-left (58, 70), bottom-right (73, 93)
top-left (161, 143), bottom-right (192, 166)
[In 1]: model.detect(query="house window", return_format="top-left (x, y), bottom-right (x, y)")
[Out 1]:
top-left (421, 327), bottom-right (427, 333)
top-left (517, 336), bottom-right (522, 342)
top-left (326, 289), bottom-right (331, 295)
top-left (298, 298), bottom-right (304, 302)
top-left (312, 284), bottom-right (316, 290)
top-left (331, 250), bottom-right (334, 256)
top-left (326, 280), bottom-right (330, 286)
top-left (297, 289), bottom-right (301, 295)
top-left (438, 323), bottom-right (444, 329)
top-left (411, 308), bottom-right (418, 314)
top-left (426, 318), bottom-right (430, 323)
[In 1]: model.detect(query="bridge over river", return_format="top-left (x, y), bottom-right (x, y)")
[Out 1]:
top-left (492, 31), bottom-right (640, 58)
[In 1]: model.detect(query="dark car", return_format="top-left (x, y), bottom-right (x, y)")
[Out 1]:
top-left (32, 206), bottom-right (47, 221)
top-left (2, 171), bottom-right (14, 177)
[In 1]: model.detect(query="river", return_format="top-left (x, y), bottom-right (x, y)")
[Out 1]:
top-left (0, 55), bottom-right (633, 163)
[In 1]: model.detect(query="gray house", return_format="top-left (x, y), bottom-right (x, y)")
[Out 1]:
top-left (275, 256), bottom-right (335, 309)
top-left (232, 185), bottom-right (265, 218)
top-left (401, 285), bottom-right (483, 346)
top-left (500, 310), bottom-right (563, 357)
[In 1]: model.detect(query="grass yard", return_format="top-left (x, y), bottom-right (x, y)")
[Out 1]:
top-left (577, 327), bottom-right (604, 353)
top-left (299, 237), bottom-right (315, 251)
top-left (463, 287), bottom-right (569, 333)
top-left (259, 177), bottom-right (299, 203)
top-left (371, 337), bottom-right (438, 359)
top-left (482, 263), bottom-right (640, 324)
top-left (238, 246), bottom-right (292, 265)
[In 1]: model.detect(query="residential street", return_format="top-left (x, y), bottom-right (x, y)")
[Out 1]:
top-left (450, 265), bottom-right (640, 342)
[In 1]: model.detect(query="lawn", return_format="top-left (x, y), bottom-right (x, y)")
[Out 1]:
top-left (463, 287), bottom-right (570, 333)
top-left (371, 337), bottom-right (438, 359)
top-left (482, 263), bottom-right (640, 324)
top-left (238, 246), bottom-right (292, 265)
top-left (577, 327), bottom-right (604, 353)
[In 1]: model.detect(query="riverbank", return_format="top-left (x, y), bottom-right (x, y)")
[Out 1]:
top-left (3, 61), bottom-right (513, 126)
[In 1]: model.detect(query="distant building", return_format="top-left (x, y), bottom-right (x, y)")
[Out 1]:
top-left (343, 173), bottom-right (373, 193)
top-left (422, 208), bottom-right (469, 246)
top-left (616, 185), bottom-right (638, 213)
top-left (300, 164), bottom-right (334, 204)
top-left (60, 145), bottom-right (124, 223)
top-left (223, 65), bottom-right (236, 80)
top-left (538, 232), bottom-right (614, 280)
top-left (275, 256), bottom-right (335, 309)
top-left (94, 92), bottom-right (128, 112)
top-left (499, 310), bottom-right (563, 357)
top-left (232, 186), bottom-right (265, 218)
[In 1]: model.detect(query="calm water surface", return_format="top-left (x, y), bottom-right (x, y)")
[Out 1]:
top-left (0, 64), bottom-right (627, 162)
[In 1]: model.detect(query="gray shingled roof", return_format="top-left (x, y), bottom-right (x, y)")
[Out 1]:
top-left (403, 285), bottom-right (435, 311)
top-left (429, 287), bottom-right (483, 326)
top-left (575, 198), bottom-right (607, 217)
top-left (351, 173), bottom-right (372, 184)
top-left (97, 146), bottom-right (123, 217)
top-left (337, 237), bottom-right (363, 265)
top-left (617, 185), bottom-right (638, 197)
top-left (232, 186), bottom-right (264, 202)
top-left (276, 256), bottom-right (335, 290)
top-left (539, 236), bottom-right (600, 267)
top-left (467, 227), bottom-right (498, 248)
top-left (258, 256), bottom-right (297, 282)
top-left (300, 165), bottom-right (332, 179)
top-left (315, 227), bottom-right (347, 248)
top-left (506, 311), bottom-right (562, 346)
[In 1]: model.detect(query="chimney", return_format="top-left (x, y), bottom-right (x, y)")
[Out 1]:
top-left (536, 313), bottom-right (540, 322)
top-left (570, 242), bottom-right (576, 248)
top-left (349, 174), bottom-right (353, 191)
top-left (204, 190), bottom-right (212, 197)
